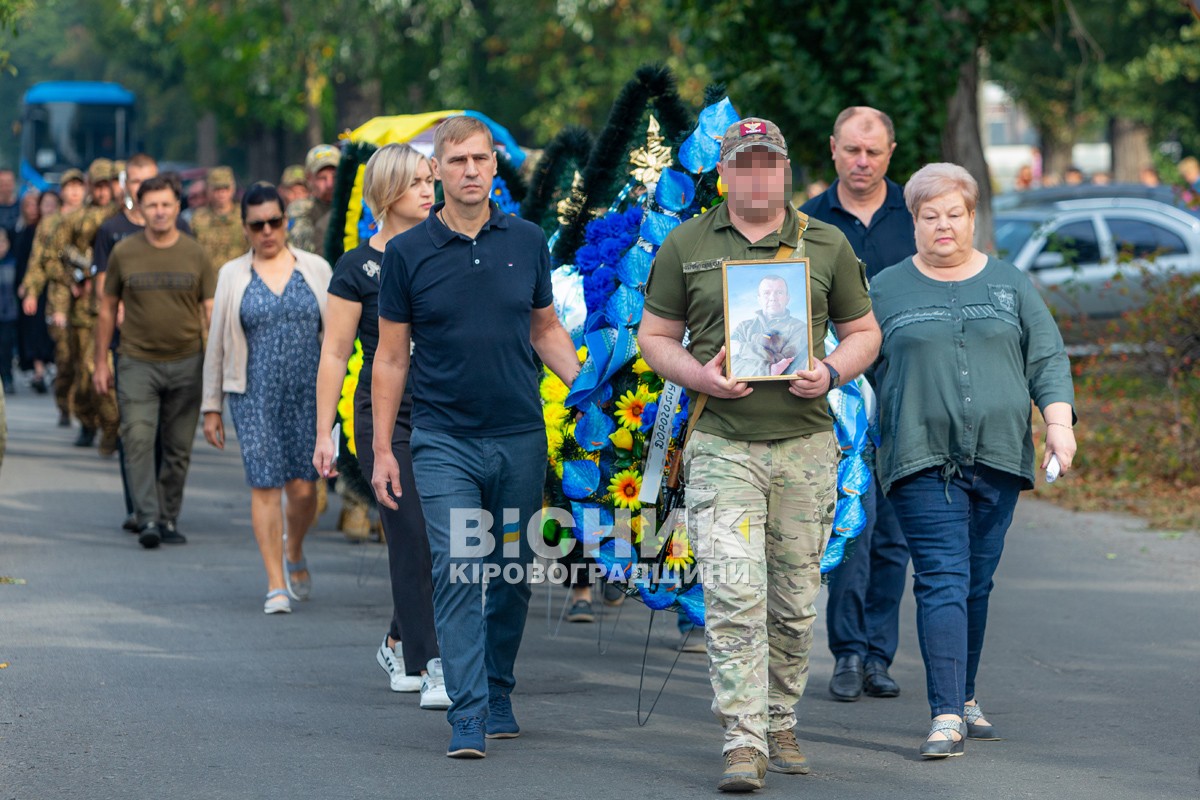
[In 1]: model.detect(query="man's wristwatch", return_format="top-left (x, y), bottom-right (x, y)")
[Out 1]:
top-left (822, 361), bottom-right (840, 394)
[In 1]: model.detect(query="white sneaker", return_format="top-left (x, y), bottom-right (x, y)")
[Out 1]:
top-left (376, 638), bottom-right (422, 692)
top-left (420, 657), bottom-right (452, 710)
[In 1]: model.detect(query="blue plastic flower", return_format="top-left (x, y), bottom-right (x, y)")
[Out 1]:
top-left (639, 400), bottom-right (660, 434)
top-left (563, 460), bottom-right (602, 500)
top-left (575, 403), bottom-right (616, 452)
top-left (655, 169), bottom-right (696, 213)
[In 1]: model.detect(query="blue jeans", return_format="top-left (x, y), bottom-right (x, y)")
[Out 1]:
top-left (825, 476), bottom-right (909, 665)
top-left (410, 426), bottom-right (546, 724)
top-left (887, 463), bottom-right (1022, 717)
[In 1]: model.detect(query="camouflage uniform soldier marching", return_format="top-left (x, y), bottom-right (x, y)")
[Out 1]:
top-left (20, 169), bottom-right (87, 427)
top-left (56, 159), bottom-right (121, 450)
top-left (191, 166), bottom-right (248, 271)
top-left (288, 144), bottom-right (340, 256)
top-left (639, 119), bottom-right (882, 793)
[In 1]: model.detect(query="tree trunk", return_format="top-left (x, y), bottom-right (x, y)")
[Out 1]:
top-left (1110, 117), bottom-right (1152, 183)
top-left (195, 112), bottom-right (218, 167)
top-left (244, 124), bottom-right (279, 185)
top-left (1038, 126), bottom-right (1075, 184)
top-left (942, 49), bottom-right (993, 249)
top-left (335, 78), bottom-right (382, 132)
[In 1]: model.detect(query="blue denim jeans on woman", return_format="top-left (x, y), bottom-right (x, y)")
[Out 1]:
top-left (409, 427), bottom-right (546, 725)
top-left (886, 463), bottom-right (1023, 718)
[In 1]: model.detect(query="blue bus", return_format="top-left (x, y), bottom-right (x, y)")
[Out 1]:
top-left (19, 81), bottom-right (136, 189)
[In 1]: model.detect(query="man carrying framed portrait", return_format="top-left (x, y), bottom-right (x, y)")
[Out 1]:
top-left (725, 263), bottom-right (813, 380)
top-left (639, 117), bottom-right (881, 792)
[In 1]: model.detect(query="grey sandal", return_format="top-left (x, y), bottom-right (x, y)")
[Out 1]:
top-left (964, 702), bottom-right (1001, 740)
top-left (919, 718), bottom-right (966, 759)
top-left (286, 557), bottom-right (311, 601)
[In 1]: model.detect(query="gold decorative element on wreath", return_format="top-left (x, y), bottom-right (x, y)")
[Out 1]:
top-left (629, 115), bottom-right (673, 186)
top-left (556, 170), bottom-right (588, 226)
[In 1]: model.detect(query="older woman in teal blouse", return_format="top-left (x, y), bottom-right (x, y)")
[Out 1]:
top-left (870, 163), bottom-right (1077, 759)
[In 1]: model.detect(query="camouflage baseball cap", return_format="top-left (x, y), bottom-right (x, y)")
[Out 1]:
top-left (280, 164), bottom-right (306, 187)
top-left (208, 166), bottom-right (235, 189)
top-left (720, 118), bottom-right (788, 161)
top-left (113, 160), bottom-right (127, 176)
top-left (305, 144), bottom-right (340, 175)
top-left (88, 158), bottom-right (115, 183)
top-left (60, 168), bottom-right (86, 187)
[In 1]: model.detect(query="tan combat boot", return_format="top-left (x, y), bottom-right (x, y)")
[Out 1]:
top-left (767, 728), bottom-right (811, 774)
top-left (717, 746), bottom-right (767, 792)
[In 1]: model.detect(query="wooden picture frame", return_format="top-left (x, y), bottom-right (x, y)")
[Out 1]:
top-left (722, 258), bottom-right (814, 382)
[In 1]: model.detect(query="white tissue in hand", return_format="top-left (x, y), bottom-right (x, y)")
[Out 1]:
top-left (1046, 454), bottom-right (1061, 483)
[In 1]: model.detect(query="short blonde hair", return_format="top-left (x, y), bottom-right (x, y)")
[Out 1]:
top-left (904, 162), bottom-right (979, 216)
top-left (433, 116), bottom-right (493, 159)
top-left (362, 144), bottom-right (429, 227)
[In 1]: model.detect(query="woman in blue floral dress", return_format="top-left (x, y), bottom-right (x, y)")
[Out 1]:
top-left (202, 183), bottom-right (332, 614)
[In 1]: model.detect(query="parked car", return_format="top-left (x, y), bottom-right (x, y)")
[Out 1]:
top-left (993, 197), bottom-right (1200, 323)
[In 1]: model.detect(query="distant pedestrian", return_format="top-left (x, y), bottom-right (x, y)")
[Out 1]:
top-left (182, 178), bottom-right (207, 224)
top-left (191, 167), bottom-right (248, 271)
top-left (93, 175), bottom-right (215, 549)
top-left (0, 168), bottom-right (19, 233)
top-left (869, 163), bottom-right (1076, 758)
top-left (279, 165), bottom-right (309, 212)
top-left (312, 143), bottom-right (447, 707)
top-left (370, 116), bottom-right (580, 758)
top-left (1139, 166), bottom-right (1160, 187)
top-left (1177, 157), bottom-right (1199, 193)
top-left (288, 145), bottom-right (339, 257)
top-left (0, 229), bottom-right (18, 393)
top-left (21, 172), bottom-right (84, 427)
top-left (14, 190), bottom-right (53, 393)
top-left (202, 183), bottom-right (330, 614)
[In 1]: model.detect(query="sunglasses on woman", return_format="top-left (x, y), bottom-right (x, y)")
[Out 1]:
top-left (247, 216), bottom-right (285, 233)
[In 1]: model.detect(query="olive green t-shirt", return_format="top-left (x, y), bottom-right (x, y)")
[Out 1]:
top-left (105, 232), bottom-right (216, 362)
top-left (643, 203), bottom-right (872, 441)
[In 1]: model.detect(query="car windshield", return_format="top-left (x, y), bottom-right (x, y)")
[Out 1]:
top-left (994, 218), bottom-right (1037, 261)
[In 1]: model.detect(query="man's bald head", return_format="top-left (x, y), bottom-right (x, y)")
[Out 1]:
top-left (833, 107), bottom-right (895, 144)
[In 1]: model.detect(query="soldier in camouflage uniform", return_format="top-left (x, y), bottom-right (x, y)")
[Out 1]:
top-left (191, 166), bottom-right (247, 270)
top-left (56, 159), bottom-right (121, 449)
top-left (639, 118), bottom-right (881, 792)
top-left (288, 144), bottom-right (340, 257)
top-left (20, 169), bottom-right (87, 427)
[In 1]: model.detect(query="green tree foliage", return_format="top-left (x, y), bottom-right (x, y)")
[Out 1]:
top-left (671, 0), bottom-right (1045, 181)
top-left (993, 1), bottom-right (1200, 169)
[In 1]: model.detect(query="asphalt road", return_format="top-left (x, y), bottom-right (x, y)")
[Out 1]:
top-left (2, 387), bottom-right (1198, 800)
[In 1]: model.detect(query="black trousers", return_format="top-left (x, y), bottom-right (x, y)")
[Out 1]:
top-left (354, 384), bottom-right (439, 675)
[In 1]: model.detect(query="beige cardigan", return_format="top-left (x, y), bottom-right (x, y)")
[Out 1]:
top-left (201, 246), bottom-right (332, 414)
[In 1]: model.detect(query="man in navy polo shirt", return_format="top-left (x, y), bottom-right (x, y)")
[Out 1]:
top-left (371, 116), bottom-right (580, 759)
top-left (801, 106), bottom-right (915, 703)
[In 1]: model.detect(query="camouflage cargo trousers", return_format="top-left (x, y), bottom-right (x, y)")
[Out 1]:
top-left (683, 429), bottom-right (838, 756)
top-left (70, 323), bottom-right (119, 442)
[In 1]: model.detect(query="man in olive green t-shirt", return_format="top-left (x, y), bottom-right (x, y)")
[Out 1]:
top-left (94, 175), bottom-right (215, 549)
top-left (639, 118), bottom-right (881, 791)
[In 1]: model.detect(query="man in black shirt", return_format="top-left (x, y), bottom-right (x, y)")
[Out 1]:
top-left (371, 116), bottom-right (579, 759)
top-left (801, 107), bottom-right (914, 703)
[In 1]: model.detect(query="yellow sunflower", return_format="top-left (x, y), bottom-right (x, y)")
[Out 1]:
top-left (664, 533), bottom-right (694, 572)
top-left (614, 388), bottom-right (654, 431)
top-left (608, 468), bottom-right (643, 511)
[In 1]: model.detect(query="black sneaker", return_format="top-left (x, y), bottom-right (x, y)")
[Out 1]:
top-left (122, 514), bottom-right (140, 533)
top-left (160, 521), bottom-right (187, 545)
top-left (566, 600), bottom-right (595, 623)
top-left (74, 427), bottom-right (97, 447)
top-left (138, 522), bottom-right (162, 549)
top-left (30, 376), bottom-right (48, 394)
top-left (57, 410), bottom-right (71, 427)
